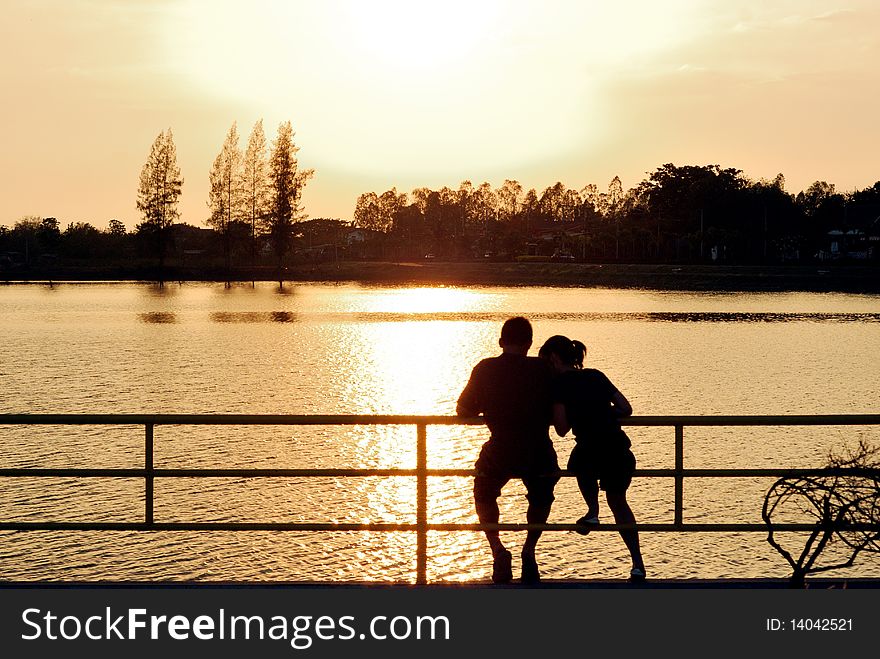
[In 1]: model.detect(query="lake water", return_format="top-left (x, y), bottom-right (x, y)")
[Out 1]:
top-left (1, 282), bottom-right (878, 582)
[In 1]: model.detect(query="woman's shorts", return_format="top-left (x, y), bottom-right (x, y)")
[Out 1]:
top-left (567, 444), bottom-right (636, 493)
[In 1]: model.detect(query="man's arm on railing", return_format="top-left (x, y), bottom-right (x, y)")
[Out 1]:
top-left (456, 363), bottom-right (484, 417)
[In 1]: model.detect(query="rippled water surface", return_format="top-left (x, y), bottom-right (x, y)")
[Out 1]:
top-left (1, 282), bottom-right (878, 582)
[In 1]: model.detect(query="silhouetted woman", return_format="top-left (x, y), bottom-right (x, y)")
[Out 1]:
top-left (539, 335), bottom-right (646, 581)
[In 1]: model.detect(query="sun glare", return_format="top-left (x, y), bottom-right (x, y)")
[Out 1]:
top-left (342, 1), bottom-right (500, 73)
top-left (172, 0), bottom-right (501, 100)
top-left (165, 0), bottom-right (705, 182)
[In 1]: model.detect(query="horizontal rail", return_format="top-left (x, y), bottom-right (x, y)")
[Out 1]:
top-left (0, 469), bottom-right (421, 478)
top-left (626, 414), bottom-right (880, 427)
top-left (0, 414), bottom-right (484, 426)
top-left (1, 468), bottom-right (877, 479)
top-left (2, 413), bottom-right (880, 426)
top-left (0, 522), bottom-right (876, 533)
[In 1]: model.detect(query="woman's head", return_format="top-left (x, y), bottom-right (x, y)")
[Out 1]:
top-left (539, 335), bottom-right (586, 369)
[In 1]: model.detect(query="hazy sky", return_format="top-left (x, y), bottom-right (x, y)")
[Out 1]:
top-left (1, 0), bottom-right (878, 229)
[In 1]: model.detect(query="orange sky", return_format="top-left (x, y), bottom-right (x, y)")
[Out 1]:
top-left (1, 0), bottom-right (878, 230)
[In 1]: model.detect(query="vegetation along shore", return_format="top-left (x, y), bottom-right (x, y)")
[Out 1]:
top-left (4, 261), bottom-right (879, 294)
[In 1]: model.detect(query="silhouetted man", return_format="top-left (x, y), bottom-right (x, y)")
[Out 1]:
top-left (457, 316), bottom-right (559, 584)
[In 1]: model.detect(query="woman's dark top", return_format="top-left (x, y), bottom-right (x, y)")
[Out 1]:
top-left (553, 368), bottom-right (631, 452)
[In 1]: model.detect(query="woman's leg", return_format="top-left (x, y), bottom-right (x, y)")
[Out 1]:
top-left (576, 475), bottom-right (600, 519)
top-left (605, 491), bottom-right (645, 572)
top-left (571, 448), bottom-right (600, 518)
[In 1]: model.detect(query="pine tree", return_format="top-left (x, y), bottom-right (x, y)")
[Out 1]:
top-left (265, 120), bottom-right (313, 282)
top-left (136, 129), bottom-right (183, 275)
top-left (241, 120), bottom-right (270, 269)
top-left (207, 122), bottom-right (242, 279)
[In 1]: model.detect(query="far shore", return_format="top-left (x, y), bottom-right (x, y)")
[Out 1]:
top-left (3, 261), bottom-right (880, 293)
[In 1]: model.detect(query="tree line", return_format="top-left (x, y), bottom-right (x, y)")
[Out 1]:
top-left (0, 121), bottom-right (314, 280)
top-left (4, 161), bottom-right (879, 273)
top-left (136, 121), bottom-right (313, 278)
top-left (353, 167), bottom-right (880, 263)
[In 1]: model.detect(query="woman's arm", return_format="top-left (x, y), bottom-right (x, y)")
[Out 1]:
top-left (610, 388), bottom-right (633, 418)
top-left (552, 403), bottom-right (571, 436)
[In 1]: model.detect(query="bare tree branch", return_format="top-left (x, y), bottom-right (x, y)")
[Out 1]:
top-left (763, 440), bottom-right (880, 586)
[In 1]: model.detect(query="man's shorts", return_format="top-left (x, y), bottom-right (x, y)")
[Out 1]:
top-left (473, 471), bottom-right (559, 507)
top-left (474, 441), bottom-right (560, 507)
top-left (567, 443), bottom-right (636, 494)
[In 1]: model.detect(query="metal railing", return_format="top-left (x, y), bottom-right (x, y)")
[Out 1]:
top-left (1, 413), bottom-right (879, 584)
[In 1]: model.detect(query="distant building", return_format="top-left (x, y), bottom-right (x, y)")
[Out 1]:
top-left (819, 229), bottom-right (876, 261)
top-left (345, 228), bottom-right (386, 245)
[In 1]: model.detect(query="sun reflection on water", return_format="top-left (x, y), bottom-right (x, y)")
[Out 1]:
top-left (341, 287), bottom-right (500, 580)
top-left (359, 286), bottom-right (498, 314)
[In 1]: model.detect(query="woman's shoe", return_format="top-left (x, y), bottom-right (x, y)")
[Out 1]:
top-left (574, 515), bottom-right (600, 536)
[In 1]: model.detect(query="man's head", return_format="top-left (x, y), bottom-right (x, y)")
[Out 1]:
top-left (499, 316), bottom-right (532, 354)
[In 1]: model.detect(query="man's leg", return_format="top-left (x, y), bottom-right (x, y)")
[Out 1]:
top-left (474, 474), bottom-right (505, 553)
top-left (520, 475), bottom-right (558, 583)
top-left (522, 483), bottom-right (553, 556)
top-left (474, 474), bottom-right (512, 583)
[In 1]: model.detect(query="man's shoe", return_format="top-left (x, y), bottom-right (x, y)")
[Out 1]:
top-left (521, 554), bottom-right (540, 585)
top-left (492, 549), bottom-right (512, 584)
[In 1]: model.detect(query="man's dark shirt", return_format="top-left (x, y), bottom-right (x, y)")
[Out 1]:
top-left (457, 353), bottom-right (555, 475)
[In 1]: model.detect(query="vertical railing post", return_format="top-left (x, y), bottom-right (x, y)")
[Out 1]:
top-left (416, 423), bottom-right (428, 585)
top-left (674, 424), bottom-right (683, 527)
top-left (145, 423), bottom-right (154, 525)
